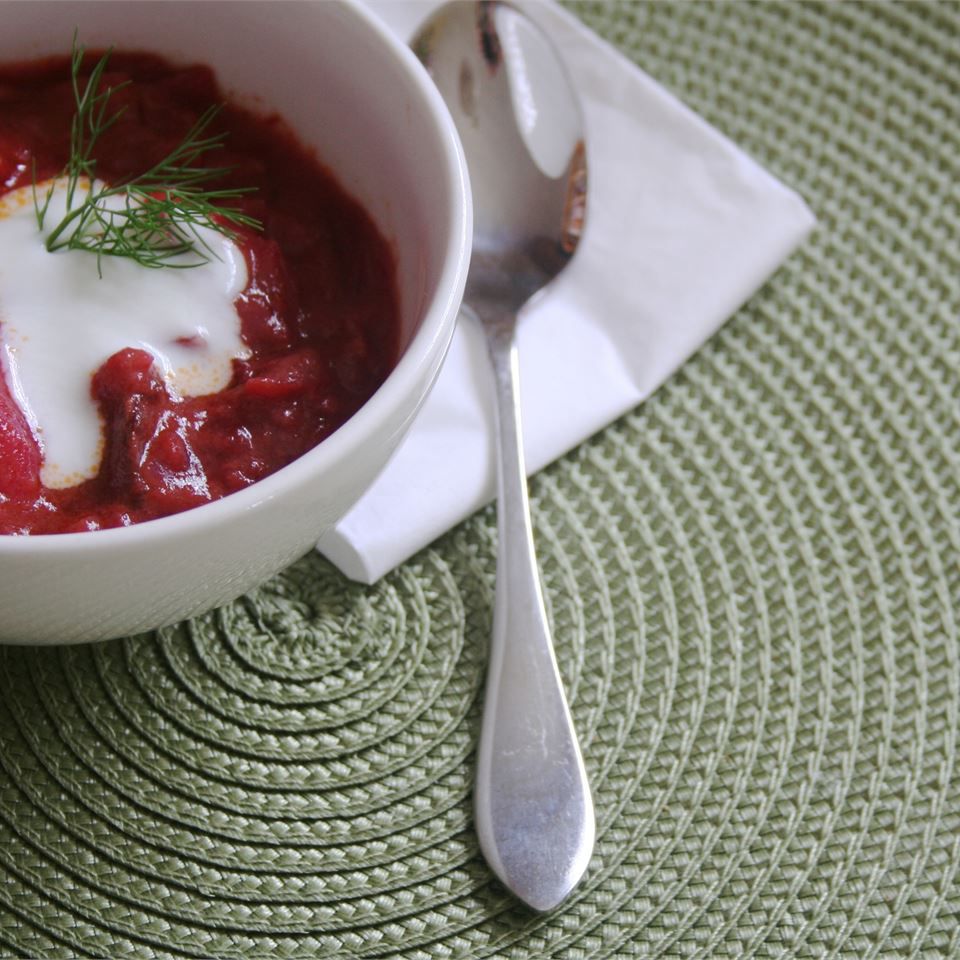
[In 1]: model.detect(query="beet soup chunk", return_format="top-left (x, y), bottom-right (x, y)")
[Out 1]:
top-left (0, 369), bottom-right (42, 504)
top-left (93, 348), bottom-right (212, 517)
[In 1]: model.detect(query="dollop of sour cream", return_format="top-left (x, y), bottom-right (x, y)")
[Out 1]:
top-left (0, 179), bottom-right (249, 488)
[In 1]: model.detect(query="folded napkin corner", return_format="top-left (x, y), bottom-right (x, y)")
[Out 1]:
top-left (318, 0), bottom-right (816, 584)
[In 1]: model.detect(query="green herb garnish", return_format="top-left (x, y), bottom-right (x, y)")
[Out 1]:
top-left (33, 33), bottom-right (260, 273)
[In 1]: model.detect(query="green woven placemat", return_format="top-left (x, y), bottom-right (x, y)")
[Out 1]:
top-left (2, 1), bottom-right (959, 956)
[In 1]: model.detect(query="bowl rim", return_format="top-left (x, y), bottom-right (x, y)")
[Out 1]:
top-left (0, 0), bottom-right (472, 557)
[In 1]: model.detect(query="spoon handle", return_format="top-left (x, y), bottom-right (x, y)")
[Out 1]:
top-left (474, 315), bottom-right (595, 912)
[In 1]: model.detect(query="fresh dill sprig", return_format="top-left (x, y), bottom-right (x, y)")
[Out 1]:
top-left (34, 32), bottom-right (261, 273)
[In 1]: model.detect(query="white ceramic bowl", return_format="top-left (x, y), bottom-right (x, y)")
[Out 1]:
top-left (0, 0), bottom-right (471, 644)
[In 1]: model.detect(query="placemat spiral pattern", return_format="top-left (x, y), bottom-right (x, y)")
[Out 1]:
top-left (1, 1), bottom-right (959, 956)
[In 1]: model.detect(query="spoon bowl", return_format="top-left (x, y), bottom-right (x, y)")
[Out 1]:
top-left (414, 0), bottom-right (594, 912)
top-left (415, 1), bottom-right (586, 314)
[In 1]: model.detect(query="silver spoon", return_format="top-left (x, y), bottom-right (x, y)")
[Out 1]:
top-left (413, 0), bottom-right (594, 911)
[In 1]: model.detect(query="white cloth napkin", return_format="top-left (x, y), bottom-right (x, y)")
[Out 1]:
top-left (318, 0), bottom-right (816, 583)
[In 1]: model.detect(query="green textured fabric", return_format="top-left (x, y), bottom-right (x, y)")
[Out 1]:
top-left (2, 1), bottom-right (959, 956)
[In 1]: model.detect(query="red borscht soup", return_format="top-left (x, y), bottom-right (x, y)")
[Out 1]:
top-left (0, 51), bottom-right (400, 534)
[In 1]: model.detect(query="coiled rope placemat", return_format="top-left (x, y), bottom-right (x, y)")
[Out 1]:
top-left (2, 1), bottom-right (959, 956)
